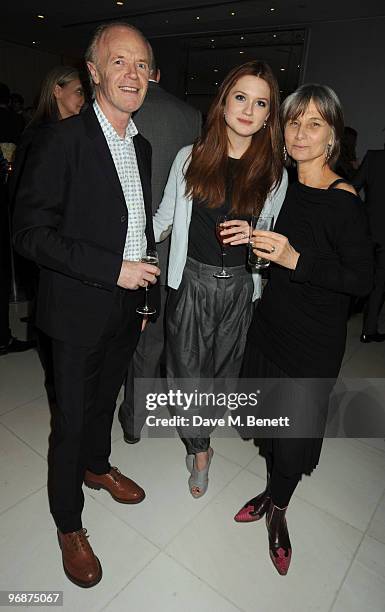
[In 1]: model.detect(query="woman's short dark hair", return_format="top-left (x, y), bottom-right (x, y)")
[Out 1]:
top-left (281, 83), bottom-right (344, 166)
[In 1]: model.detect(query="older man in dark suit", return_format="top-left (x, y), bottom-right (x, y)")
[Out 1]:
top-left (13, 22), bottom-right (160, 587)
top-left (354, 149), bottom-right (385, 342)
top-left (118, 57), bottom-right (201, 443)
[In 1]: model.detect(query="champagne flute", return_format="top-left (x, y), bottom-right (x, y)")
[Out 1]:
top-left (214, 215), bottom-right (233, 279)
top-left (136, 248), bottom-right (159, 315)
top-left (248, 215), bottom-right (274, 270)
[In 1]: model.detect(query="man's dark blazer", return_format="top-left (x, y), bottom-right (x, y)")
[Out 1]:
top-left (353, 149), bottom-right (385, 244)
top-left (13, 105), bottom-right (158, 347)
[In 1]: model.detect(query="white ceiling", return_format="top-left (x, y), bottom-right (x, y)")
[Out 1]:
top-left (0, 0), bottom-right (383, 57)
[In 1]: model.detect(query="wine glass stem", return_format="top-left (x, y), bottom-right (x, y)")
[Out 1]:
top-left (144, 286), bottom-right (149, 308)
top-left (221, 249), bottom-right (226, 272)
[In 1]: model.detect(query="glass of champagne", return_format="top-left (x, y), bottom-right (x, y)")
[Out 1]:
top-left (136, 248), bottom-right (159, 315)
top-left (248, 215), bottom-right (274, 270)
top-left (214, 215), bottom-right (233, 279)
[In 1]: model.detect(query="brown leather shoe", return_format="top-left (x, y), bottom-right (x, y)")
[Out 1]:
top-left (84, 466), bottom-right (145, 504)
top-left (57, 528), bottom-right (102, 588)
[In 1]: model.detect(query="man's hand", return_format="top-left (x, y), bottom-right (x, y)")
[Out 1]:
top-left (117, 260), bottom-right (160, 290)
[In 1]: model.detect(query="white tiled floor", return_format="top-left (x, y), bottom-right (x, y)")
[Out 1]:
top-left (0, 306), bottom-right (385, 611)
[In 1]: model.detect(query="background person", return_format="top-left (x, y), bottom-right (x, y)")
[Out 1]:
top-left (0, 82), bottom-right (24, 144)
top-left (118, 54), bottom-right (201, 444)
top-left (9, 92), bottom-right (26, 132)
top-left (335, 125), bottom-right (359, 181)
top-left (0, 147), bottom-right (35, 355)
top-left (10, 66), bottom-right (85, 400)
top-left (0, 83), bottom-right (36, 356)
top-left (353, 148), bottom-right (385, 342)
top-left (28, 65), bottom-right (84, 129)
top-left (235, 84), bottom-right (373, 576)
top-left (11, 66), bottom-right (85, 204)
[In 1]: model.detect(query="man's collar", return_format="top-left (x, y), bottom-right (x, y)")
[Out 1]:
top-left (93, 100), bottom-right (138, 140)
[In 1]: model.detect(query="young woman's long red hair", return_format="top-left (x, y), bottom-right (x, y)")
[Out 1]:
top-left (185, 61), bottom-right (283, 216)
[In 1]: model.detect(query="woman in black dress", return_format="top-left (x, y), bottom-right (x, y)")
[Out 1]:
top-left (234, 84), bottom-right (373, 575)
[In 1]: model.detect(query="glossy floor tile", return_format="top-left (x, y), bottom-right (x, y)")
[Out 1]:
top-left (1, 304), bottom-right (384, 611)
top-left (0, 423), bottom-right (46, 514)
top-left (165, 469), bottom-right (363, 612)
top-left (104, 553), bottom-right (240, 612)
top-left (0, 488), bottom-right (158, 612)
top-left (331, 536), bottom-right (385, 612)
top-left (0, 350), bottom-right (45, 415)
top-left (211, 435), bottom-right (259, 468)
top-left (246, 438), bottom-right (385, 532)
top-left (88, 437), bottom-right (242, 548)
top-left (367, 492), bottom-right (385, 546)
top-left (0, 395), bottom-right (50, 459)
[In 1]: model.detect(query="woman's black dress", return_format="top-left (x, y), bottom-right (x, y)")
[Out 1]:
top-left (242, 180), bottom-right (373, 475)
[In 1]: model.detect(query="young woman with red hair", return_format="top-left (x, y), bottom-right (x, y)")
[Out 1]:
top-left (153, 61), bottom-right (288, 497)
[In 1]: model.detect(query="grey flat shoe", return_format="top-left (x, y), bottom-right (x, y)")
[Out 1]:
top-left (188, 448), bottom-right (214, 498)
top-left (185, 454), bottom-right (194, 473)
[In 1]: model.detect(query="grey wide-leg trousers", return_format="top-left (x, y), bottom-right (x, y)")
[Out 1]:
top-left (166, 256), bottom-right (254, 454)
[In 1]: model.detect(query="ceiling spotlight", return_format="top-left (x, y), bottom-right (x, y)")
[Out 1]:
top-left (297, 64), bottom-right (300, 68)
top-left (240, 36), bottom-right (244, 40)
top-left (215, 82), bottom-right (218, 85)
top-left (273, 34), bottom-right (277, 38)
top-left (231, 11), bottom-right (236, 16)
top-left (280, 67), bottom-right (285, 71)
top-left (211, 38), bottom-right (215, 42)
top-left (196, 16), bottom-right (200, 20)
top-left (270, 7), bottom-right (275, 11)
top-left (116, 1), bottom-right (124, 5)
top-left (239, 51), bottom-right (244, 54)
top-left (37, 14), bottom-right (45, 19)
top-left (32, 41), bottom-right (37, 44)
top-left (214, 68), bottom-right (219, 72)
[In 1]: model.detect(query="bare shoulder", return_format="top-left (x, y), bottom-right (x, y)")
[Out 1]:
top-left (334, 182), bottom-right (357, 195)
top-left (327, 173), bottom-right (358, 195)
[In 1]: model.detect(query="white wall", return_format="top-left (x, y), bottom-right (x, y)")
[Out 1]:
top-left (0, 40), bottom-right (60, 106)
top-left (304, 17), bottom-right (385, 158)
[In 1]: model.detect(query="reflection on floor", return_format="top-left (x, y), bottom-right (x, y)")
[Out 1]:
top-left (0, 303), bottom-right (384, 612)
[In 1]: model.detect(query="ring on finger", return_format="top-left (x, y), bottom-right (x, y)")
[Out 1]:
top-left (270, 245), bottom-right (276, 254)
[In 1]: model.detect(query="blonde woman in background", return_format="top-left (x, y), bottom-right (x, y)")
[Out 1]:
top-left (29, 65), bottom-right (84, 127)
top-left (10, 66), bottom-right (85, 402)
